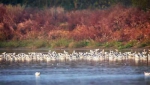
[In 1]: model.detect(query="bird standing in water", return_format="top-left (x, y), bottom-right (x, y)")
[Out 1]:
top-left (35, 72), bottom-right (40, 77)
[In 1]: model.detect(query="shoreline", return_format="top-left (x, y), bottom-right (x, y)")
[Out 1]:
top-left (0, 47), bottom-right (149, 51)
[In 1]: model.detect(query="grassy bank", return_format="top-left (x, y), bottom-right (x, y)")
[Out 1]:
top-left (0, 39), bottom-right (150, 49)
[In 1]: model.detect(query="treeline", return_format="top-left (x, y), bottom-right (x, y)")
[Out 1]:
top-left (0, 4), bottom-right (150, 41)
top-left (0, 4), bottom-right (150, 48)
top-left (0, 0), bottom-right (150, 10)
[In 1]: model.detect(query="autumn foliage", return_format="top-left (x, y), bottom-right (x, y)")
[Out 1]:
top-left (0, 4), bottom-right (150, 44)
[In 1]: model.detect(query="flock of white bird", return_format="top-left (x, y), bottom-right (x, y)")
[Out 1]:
top-left (0, 49), bottom-right (150, 62)
top-left (0, 49), bottom-right (150, 76)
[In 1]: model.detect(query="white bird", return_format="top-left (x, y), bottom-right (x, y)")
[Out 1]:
top-left (144, 72), bottom-right (150, 76)
top-left (35, 72), bottom-right (40, 76)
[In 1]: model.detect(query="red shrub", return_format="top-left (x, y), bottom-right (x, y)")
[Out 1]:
top-left (0, 4), bottom-right (150, 43)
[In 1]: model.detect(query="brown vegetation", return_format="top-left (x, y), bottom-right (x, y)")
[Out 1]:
top-left (0, 4), bottom-right (150, 45)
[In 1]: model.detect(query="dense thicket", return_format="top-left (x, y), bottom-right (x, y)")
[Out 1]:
top-left (0, 1), bottom-right (150, 48)
top-left (0, 0), bottom-right (149, 10)
top-left (0, 4), bottom-right (150, 43)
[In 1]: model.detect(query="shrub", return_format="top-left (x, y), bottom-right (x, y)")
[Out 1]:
top-left (0, 4), bottom-right (150, 48)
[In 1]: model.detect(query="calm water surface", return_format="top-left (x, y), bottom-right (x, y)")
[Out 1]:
top-left (0, 49), bottom-right (150, 85)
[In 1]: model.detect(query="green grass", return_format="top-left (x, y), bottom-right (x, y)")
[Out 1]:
top-left (50, 38), bottom-right (71, 48)
top-left (86, 40), bottom-right (102, 48)
top-left (103, 41), bottom-right (127, 49)
top-left (103, 42), bottom-right (113, 48)
top-left (137, 40), bottom-right (150, 48)
top-left (0, 41), bottom-right (19, 48)
top-left (73, 40), bottom-right (89, 48)
top-left (0, 39), bottom-right (149, 49)
top-left (0, 40), bottom-right (49, 48)
top-left (68, 40), bottom-right (101, 48)
top-left (123, 40), bottom-right (137, 48)
top-left (103, 41), bottom-right (123, 48)
top-left (26, 40), bottom-right (48, 48)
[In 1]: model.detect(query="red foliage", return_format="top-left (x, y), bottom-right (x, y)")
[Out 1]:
top-left (0, 4), bottom-right (150, 42)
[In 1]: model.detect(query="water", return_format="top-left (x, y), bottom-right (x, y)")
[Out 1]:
top-left (0, 49), bottom-right (150, 85)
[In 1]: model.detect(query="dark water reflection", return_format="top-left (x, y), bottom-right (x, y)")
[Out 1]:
top-left (0, 49), bottom-right (150, 85)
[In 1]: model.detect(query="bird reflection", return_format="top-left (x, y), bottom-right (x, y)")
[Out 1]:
top-left (36, 75), bottom-right (41, 85)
